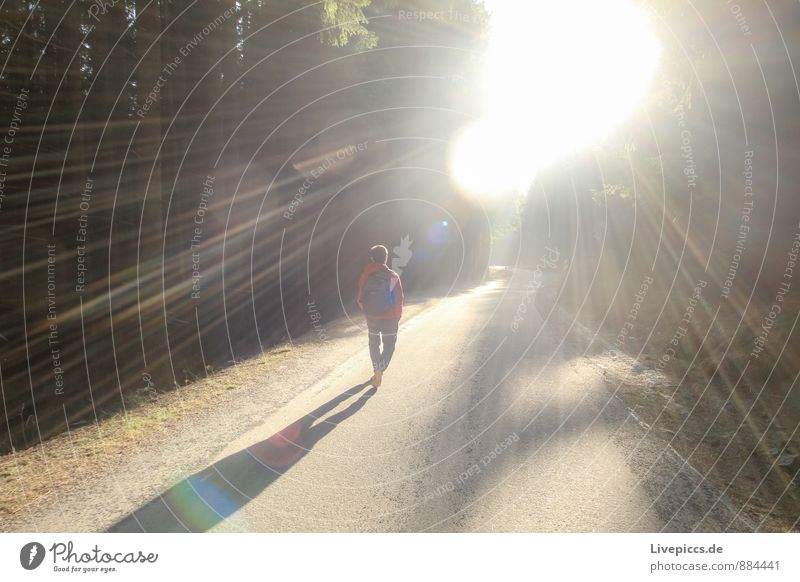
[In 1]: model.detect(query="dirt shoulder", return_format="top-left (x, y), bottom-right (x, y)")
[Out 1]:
top-left (559, 302), bottom-right (800, 532)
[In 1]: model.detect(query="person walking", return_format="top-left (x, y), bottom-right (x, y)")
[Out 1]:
top-left (356, 245), bottom-right (404, 388)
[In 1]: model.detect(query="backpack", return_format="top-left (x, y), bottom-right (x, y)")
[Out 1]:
top-left (362, 270), bottom-right (394, 316)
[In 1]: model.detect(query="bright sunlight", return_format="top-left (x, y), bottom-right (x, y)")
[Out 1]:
top-left (450, 0), bottom-right (661, 195)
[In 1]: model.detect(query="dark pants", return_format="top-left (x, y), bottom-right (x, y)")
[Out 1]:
top-left (367, 318), bottom-right (399, 372)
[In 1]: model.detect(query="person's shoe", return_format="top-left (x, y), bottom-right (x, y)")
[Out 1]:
top-left (371, 369), bottom-right (383, 388)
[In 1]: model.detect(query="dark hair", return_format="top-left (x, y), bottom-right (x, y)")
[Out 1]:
top-left (370, 245), bottom-right (388, 264)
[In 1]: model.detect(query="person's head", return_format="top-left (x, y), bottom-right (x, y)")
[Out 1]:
top-left (370, 244), bottom-right (388, 265)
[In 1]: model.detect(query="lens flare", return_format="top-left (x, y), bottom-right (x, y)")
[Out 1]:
top-left (450, 0), bottom-right (661, 195)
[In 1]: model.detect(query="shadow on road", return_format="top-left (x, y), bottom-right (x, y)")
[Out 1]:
top-left (108, 382), bottom-right (375, 532)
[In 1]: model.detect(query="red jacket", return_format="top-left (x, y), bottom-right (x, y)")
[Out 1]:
top-left (356, 263), bottom-right (404, 320)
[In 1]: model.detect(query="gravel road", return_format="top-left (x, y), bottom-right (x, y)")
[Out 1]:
top-left (105, 270), bottom-right (751, 532)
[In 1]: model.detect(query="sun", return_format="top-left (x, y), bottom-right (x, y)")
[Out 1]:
top-left (450, 0), bottom-right (661, 195)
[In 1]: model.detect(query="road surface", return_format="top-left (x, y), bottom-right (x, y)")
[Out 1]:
top-left (110, 269), bottom-right (750, 532)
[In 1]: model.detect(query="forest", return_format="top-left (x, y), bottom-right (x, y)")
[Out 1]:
top-left (1, 0), bottom-right (800, 540)
top-left (0, 2), bottom-right (799, 531)
top-left (0, 0), bottom-right (491, 452)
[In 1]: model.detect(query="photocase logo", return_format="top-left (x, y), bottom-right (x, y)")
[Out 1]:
top-left (392, 235), bottom-right (413, 276)
top-left (20, 542), bottom-right (46, 570)
top-left (88, 0), bottom-right (119, 22)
